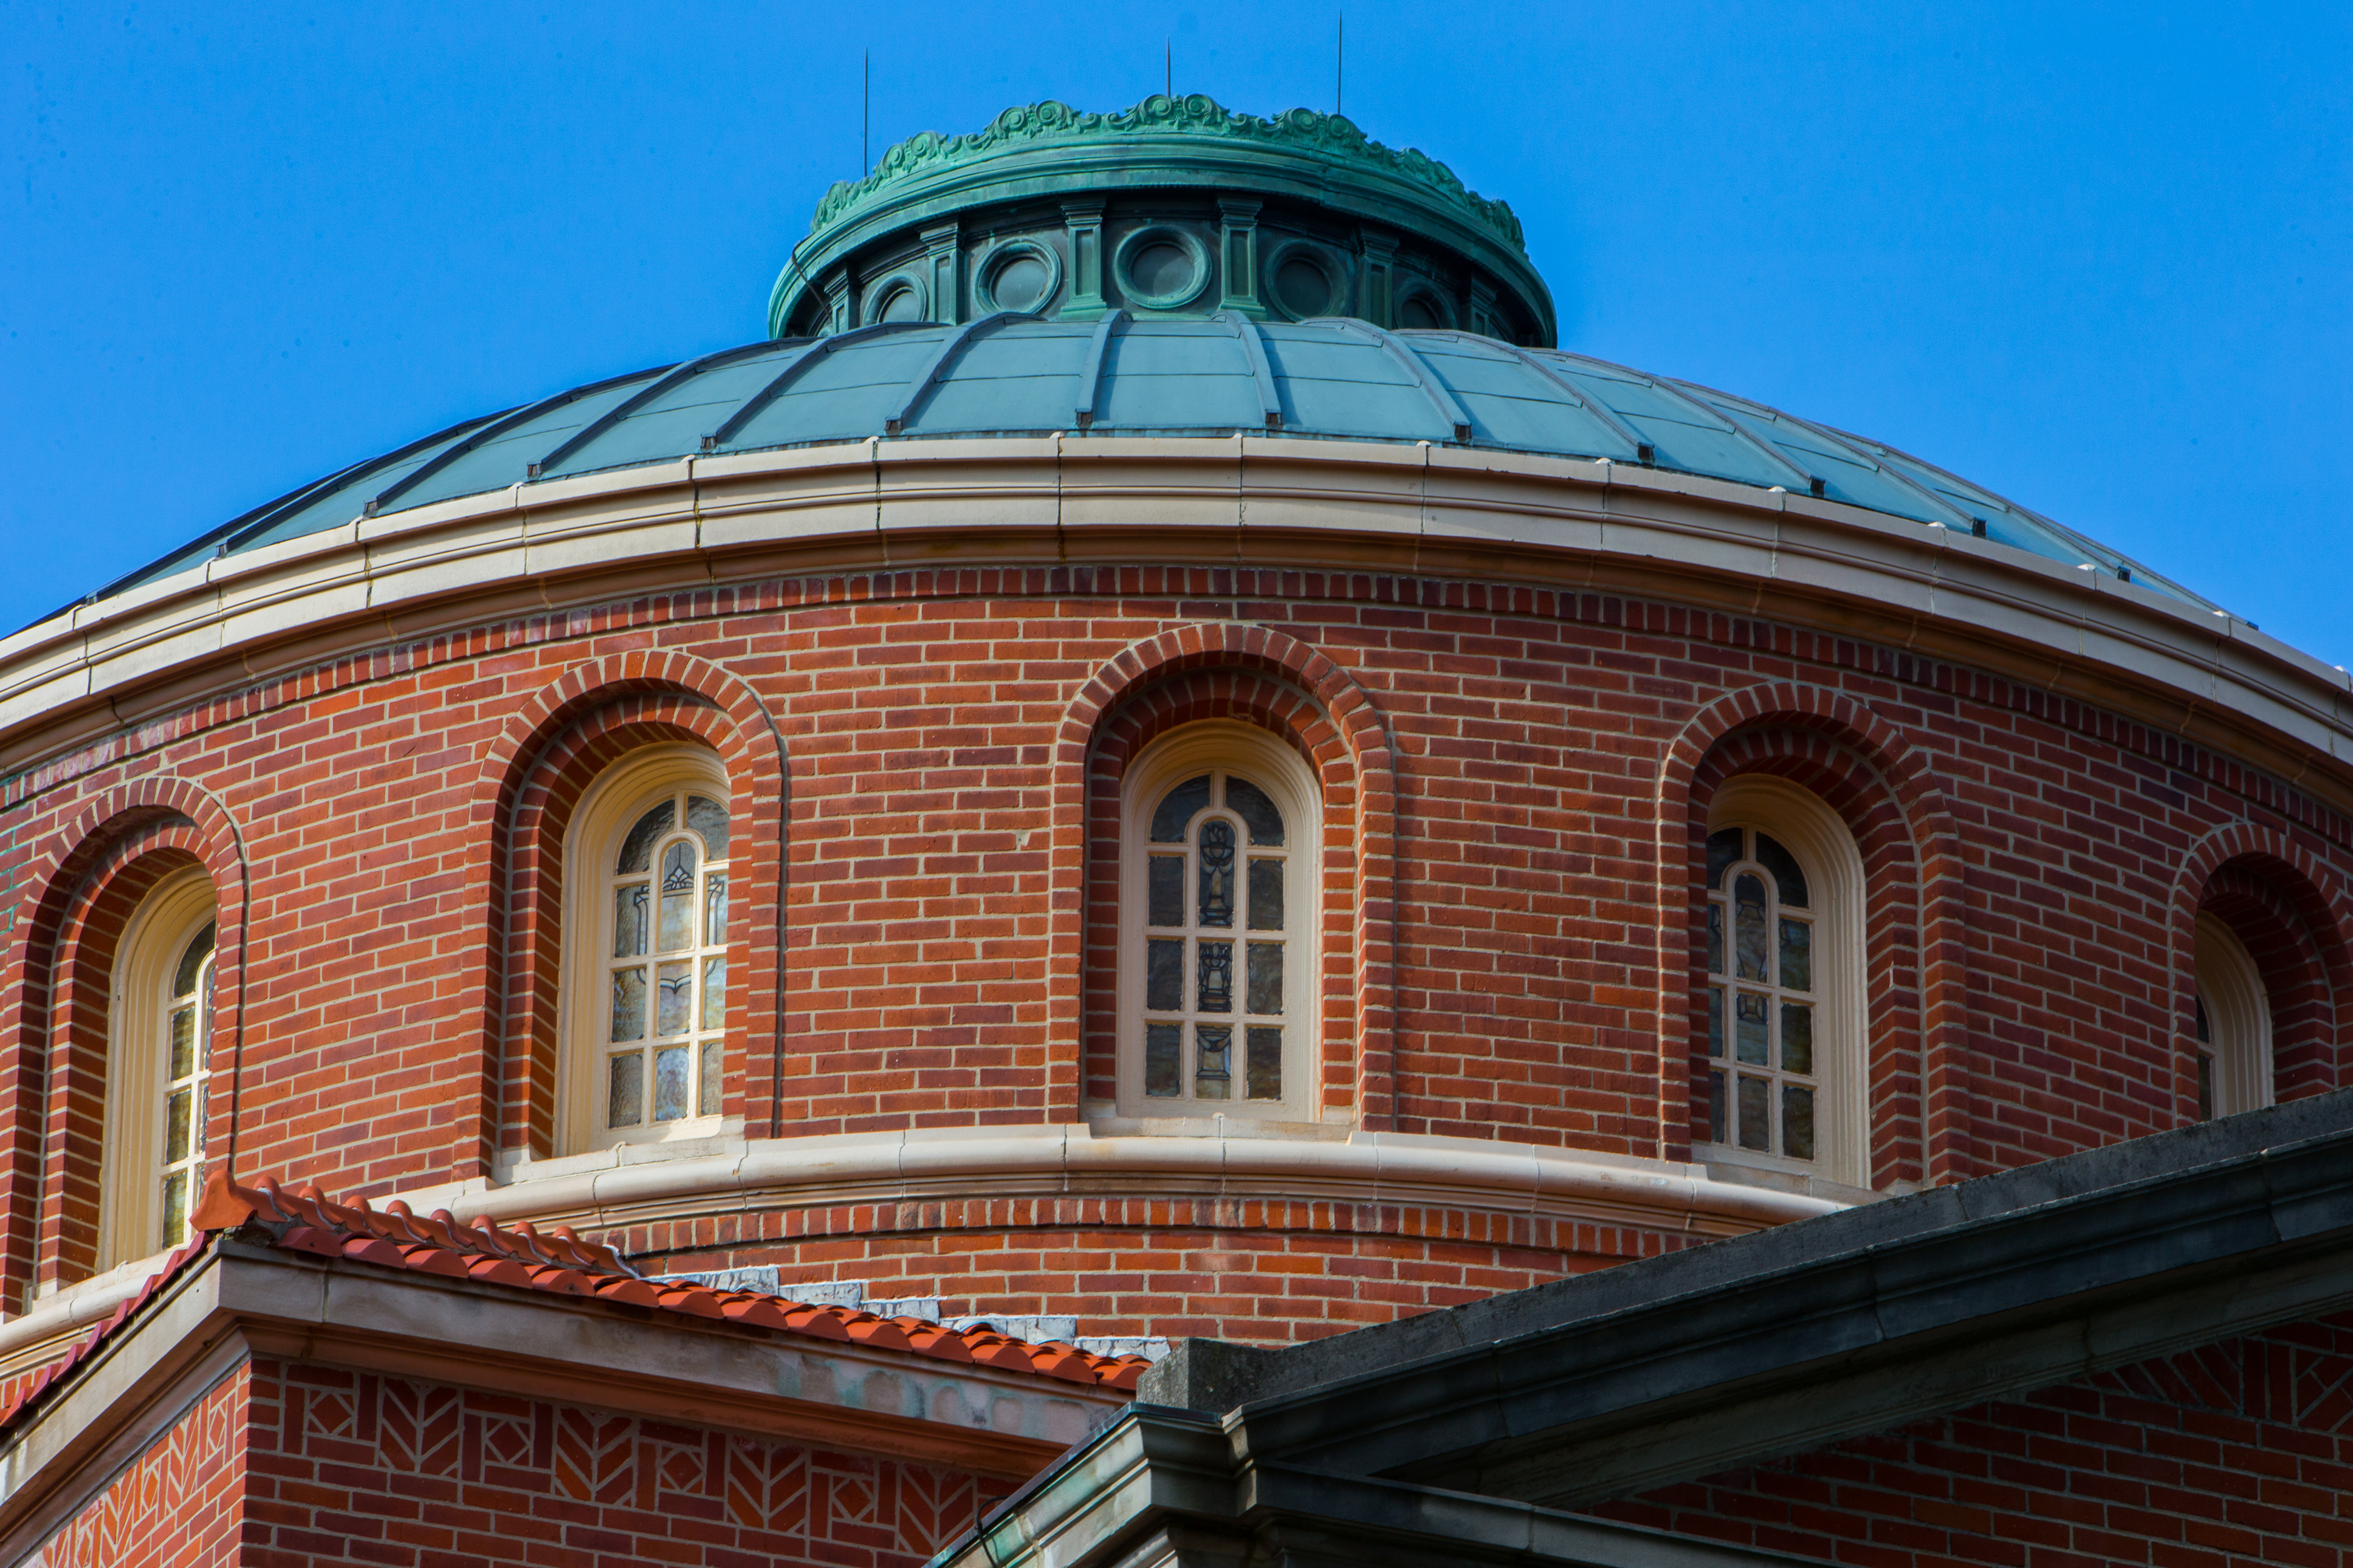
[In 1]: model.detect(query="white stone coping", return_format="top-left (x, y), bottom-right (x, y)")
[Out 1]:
top-left (2, 436), bottom-right (2348, 805)
top-left (0, 1125), bottom-right (1836, 1374)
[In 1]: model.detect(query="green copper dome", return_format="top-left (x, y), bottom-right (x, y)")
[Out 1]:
top-left (768, 95), bottom-right (1554, 347)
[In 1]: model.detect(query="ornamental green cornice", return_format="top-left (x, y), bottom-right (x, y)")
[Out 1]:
top-left (809, 95), bottom-right (1526, 253)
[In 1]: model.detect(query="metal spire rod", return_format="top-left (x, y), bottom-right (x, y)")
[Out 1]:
top-left (862, 50), bottom-right (870, 171)
top-left (1336, 12), bottom-right (1344, 115)
top-left (1165, 38), bottom-right (1171, 99)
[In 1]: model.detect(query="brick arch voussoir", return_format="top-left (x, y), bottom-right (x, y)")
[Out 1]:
top-left (477, 657), bottom-right (788, 1171)
top-left (0, 773), bottom-right (248, 1305)
top-left (2173, 823), bottom-right (2353, 1095)
top-left (1657, 682), bottom-right (1972, 1183)
top-left (1051, 622), bottom-right (1398, 1128)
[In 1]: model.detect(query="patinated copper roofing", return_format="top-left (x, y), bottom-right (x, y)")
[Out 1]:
top-left (0, 1171), bottom-right (1147, 1432)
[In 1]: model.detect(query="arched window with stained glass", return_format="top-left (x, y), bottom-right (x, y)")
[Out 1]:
top-left (1695, 775), bottom-right (1868, 1188)
top-left (100, 866), bottom-right (218, 1268)
top-left (1117, 724), bottom-right (1319, 1123)
top-left (562, 747), bottom-right (736, 1153)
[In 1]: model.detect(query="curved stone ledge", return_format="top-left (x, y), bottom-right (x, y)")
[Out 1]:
top-left (4, 437), bottom-right (2347, 814)
top-left (416, 1126), bottom-right (1847, 1240)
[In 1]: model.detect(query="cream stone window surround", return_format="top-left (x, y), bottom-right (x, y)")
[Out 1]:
top-left (2193, 911), bottom-right (2272, 1119)
top-left (1696, 775), bottom-right (1869, 1190)
top-left (556, 744), bottom-right (738, 1156)
top-left (1115, 722), bottom-right (1322, 1126)
top-left (97, 867), bottom-right (216, 1272)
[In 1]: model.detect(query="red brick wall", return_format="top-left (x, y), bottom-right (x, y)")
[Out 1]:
top-left (2, 566), bottom-right (2350, 1316)
top-left (243, 1358), bottom-right (1011, 1566)
top-left (32, 1363), bottom-right (246, 1567)
top-left (1592, 1310), bottom-right (2353, 1566)
top-left (633, 1196), bottom-right (1690, 1344)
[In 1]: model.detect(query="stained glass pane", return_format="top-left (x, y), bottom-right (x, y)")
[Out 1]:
top-left (1146, 939), bottom-right (1183, 1011)
top-left (1779, 918), bottom-right (1812, 992)
top-left (1151, 776), bottom-right (1212, 843)
top-left (1733, 874), bottom-right (1767, 981)
top-left (704, 875), bottom-right (728, 947)
top-left (1197, 941), bottom-right (1234, 1013)
top-left (2194, 995), bottom-right (2210, 1044)
top-left (1708, 1069), bottom-right (1726, 1144)
top-left (1783, 1085), bottom-right (1816, 1160)
top-left (1706, 829), bottom-right (1742, 891)
top-left (1195, 1025), bottom-right (1231, 1099)
top-left (659, 843), bottom-right (696, 951)
top-left (1707, 903), bottom-right (1724, 977)
top-left (1246, 1026), bottom-right (1282, 1100)
top-left (1197, 821), bottom-right (1236, 927)
top-left (1225, 777), bottom-right (1285, 846)
top-left (608, 1052), bottom-right (644, 1127)
top-left (1248, 859), bottom-right (1283, 930)
top-left (1782, 1003), bottom-right (1813, 1075)
top-left (1735, 992), bottom-right (1768, 1065)
top-left (161, 1171), bottom-right (188, 1250)
top-left (164, 1089), bottom-right (191, 1163)
top-left (701, 956), bottom-right (726, 1030)
top-left (653, 1046), bottom-right (689, 1121)
top-left (613, 884), bottom-right (649, 957)
top-left (685, 794), bottom-right (731, 858)
top-left (656, 962), bottom-right (692, 1036)
top-left (174, 923), bottom-right (216, 997)
top-left (191, 1084), bottom-right (205, 1160)
top-left (699, 1041), bottom-right (721, 1117)
top-left (1706, 986), bottom-right (1724, 1058)
top-left (610, 967), bottom-right (647, 1042)
top-left (619, 802), bottom-right (675, 873)
top-left (1145, 1024), bottom-right (1181, 1097)
top-left (1756, 834), bottom-right (1809, 908)
top-left (1148, 857), bottom-right (1185, 928)
top-left (170, 1006), bottom-right (196, 1080)
top-left (1246, 943), bottom-right (1283, 1015)
top-left (1737, 1075), bottom-right (1770, 1151)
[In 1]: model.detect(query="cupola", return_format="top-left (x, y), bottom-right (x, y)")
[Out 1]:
top-left (768, 94), bottom-right (1554, 345)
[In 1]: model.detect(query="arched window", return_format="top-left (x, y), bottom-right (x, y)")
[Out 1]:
top-left (1118, 724), bottom-right (1319, 1121)
top-left (100, 868), bottom-right (217, 1267)
top-left (562, 747), bottom-right (733, 1151)
top-left (2192, 911), bottom-right (2272, 1120)
top-left (1697, 776), bottom-right (1867, 1187)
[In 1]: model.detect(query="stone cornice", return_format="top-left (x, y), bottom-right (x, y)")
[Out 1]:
top-left (2, 434), bottom-right (2348, 820)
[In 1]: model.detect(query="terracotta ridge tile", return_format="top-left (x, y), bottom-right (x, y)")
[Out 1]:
top-left (177, 1169), bottom-right (1153, 1392)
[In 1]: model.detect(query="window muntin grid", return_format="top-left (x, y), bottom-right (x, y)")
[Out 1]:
top-left (600, 789), bottom-right (730, 1136)
top-left (1139, 770), bottom-right (1290, 1106)
top-left (1703, 827), bottom-right (1818, 1162)
top-left (157, 922), bottom-right (215, 1251)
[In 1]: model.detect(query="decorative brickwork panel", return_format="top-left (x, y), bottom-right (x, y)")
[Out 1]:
top-left (1593, 1310), bottom-right (2353, 1566)
top-left (242, 1357), bottom-right (1010, 1565)
top-left (29, 1364), bottom-right (245, 1568)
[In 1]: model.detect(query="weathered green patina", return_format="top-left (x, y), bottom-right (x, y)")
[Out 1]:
top-left (767, 94), bottom-right (1552, 344)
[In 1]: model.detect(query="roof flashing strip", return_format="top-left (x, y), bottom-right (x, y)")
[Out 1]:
top-left (705, 321), bottom-right (930, 450)
top-left (1217, 310), bottom-right (1285, 431)
top-left (1074, 310), bottom-right (1128, 430)
top-left (1493, 346), bottom-right (1646, 458)
top-left (884, 312), bottom-right (1032, 436)
top-left (1321, 317), bottom-right (1474, 443)
top-left (1712, 395), bottom-right (1976, 528)
top-left (529, 341), bottom-right (785, 479)
top-left (368, 365), bottom-right (667, 516)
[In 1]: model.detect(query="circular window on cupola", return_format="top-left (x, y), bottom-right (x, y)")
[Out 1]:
top-left (1113, 225), bottom-right (1212, 310)
top-left (1263, 241), bottom-right (1347, 321)
top-left (1395, 284), bottom-right (1454, 330)
top-left (975, 239), bottom-right (1063, 315)
top-left (862, 270), bottom-right (930, 324)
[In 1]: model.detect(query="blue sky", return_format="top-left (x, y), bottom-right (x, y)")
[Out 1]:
top-left (5, 4), bottom-right (2346, 662)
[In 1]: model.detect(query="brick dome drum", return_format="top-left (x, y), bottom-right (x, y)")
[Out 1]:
top-left (5, 99), bottom-right (2353, 1542)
